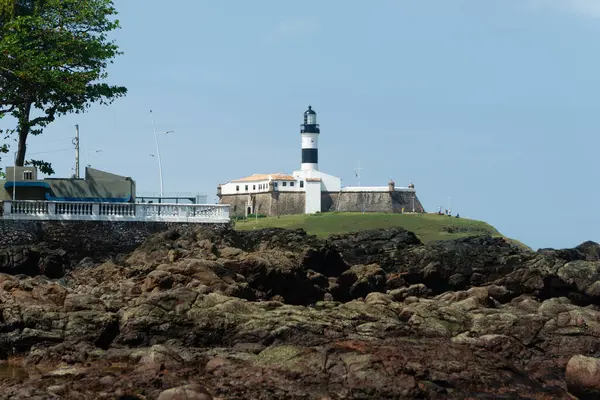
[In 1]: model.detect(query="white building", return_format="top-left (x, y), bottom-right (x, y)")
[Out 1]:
top-left (218, 106), bottom-right (419, 216)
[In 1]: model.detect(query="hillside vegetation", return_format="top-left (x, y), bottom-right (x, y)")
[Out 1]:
top-left (235, 212), bottom-right (521, 245)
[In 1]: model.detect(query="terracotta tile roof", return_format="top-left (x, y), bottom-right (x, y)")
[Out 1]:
top-left (231, 173), bottom-right (295, 183)
top-left (271, 174), bottom-right (296, 181)
top-left (306, 178), bottom-right (322, 182)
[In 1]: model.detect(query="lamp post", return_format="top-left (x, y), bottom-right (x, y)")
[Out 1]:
top-left (12, 152), bottom-right (16, 200)
top-left (150, 110), bottom-right (174, 200)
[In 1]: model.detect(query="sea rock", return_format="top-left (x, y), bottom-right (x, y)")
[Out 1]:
top-left (331, 263), bottom-right (386, 301)
top-left (0, 225), bottom-right (597, 399)
top-left (566, 355), bottom-right (600, 399)
top-left (157, 384), bottom-right (213, 400)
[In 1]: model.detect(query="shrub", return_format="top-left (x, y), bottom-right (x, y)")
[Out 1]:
top-left (247, 214), bottom-right (267, 219)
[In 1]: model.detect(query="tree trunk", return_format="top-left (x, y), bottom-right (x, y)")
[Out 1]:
top-left (15, 102), bottom-right (31, 166)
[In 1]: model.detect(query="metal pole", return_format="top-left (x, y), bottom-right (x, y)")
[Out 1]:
top-left (150, 110), bottom-right (164, 200)
top-left (74, 124), bottom-right (80, 179)
top-left (12, 152), bottom-right (16, 200)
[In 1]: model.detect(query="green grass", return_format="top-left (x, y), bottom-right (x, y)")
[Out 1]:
top-left (234, 212), bottom-right (527, 247)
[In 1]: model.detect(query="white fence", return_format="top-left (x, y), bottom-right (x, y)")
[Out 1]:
top-left (2, 200), bottom-right (230, 224)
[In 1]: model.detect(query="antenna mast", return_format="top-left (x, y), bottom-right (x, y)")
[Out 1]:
top-left (354, 160), bottom-right (363, 187)
top-left (74, 125), bottom-right (80, 179)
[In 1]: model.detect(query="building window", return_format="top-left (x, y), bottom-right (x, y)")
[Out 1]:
top-left (253, 185), bottom-right (256, 190)
top-left (23, 171), bottom-right (33, 180)
top-left (274, 182), bottom-right (278, 188)
top-left (300, 181), bottom-right (304, 188)
top-left (282, 182), bottom-right (287, 187)
top-left (236, 185), bottom-right (239, 191)
top-left (290, 182), bottom-right (294, 187)
top-left (245, 185), bottom-right (248, 191)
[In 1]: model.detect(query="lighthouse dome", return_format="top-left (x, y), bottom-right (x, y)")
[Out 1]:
top-left (304, 105), bottom-right (316, 115)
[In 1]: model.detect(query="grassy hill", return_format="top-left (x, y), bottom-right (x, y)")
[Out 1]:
top-left (235, 212), bottom-right (529, 248)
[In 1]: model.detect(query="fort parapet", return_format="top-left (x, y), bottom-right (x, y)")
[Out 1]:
top-left (220, 188), bottom-right (424, 217)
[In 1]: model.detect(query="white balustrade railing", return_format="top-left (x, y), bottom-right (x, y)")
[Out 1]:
top-left (1, 200), bottom-right (230, 223)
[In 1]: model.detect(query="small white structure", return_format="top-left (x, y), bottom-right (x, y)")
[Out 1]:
top-left (2, 200), bottom-right (230, 223)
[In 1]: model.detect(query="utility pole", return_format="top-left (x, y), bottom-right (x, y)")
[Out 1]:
top-left (354, 160), bottom-right (366, 213)
top-left (12, 152), bottom-right (16, 200)
top-left (74, 125), bottom-right (80, 179)
top-left (354, 160), bottom-right (363, 187)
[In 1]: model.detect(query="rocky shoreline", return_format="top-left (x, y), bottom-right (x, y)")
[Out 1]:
top-left (0, 226), bottom-right (599, 399)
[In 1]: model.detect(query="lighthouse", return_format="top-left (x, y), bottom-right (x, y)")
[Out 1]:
top-left (300, 105), bottom-right (320, 171)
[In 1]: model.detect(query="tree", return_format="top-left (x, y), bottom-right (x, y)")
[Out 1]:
top-left (0, 0), bottom-right (127, 174)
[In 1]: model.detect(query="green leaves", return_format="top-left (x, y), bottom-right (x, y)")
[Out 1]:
top-left (0, 0), bottom-right (127, 172)
top-left (25, 159), bottom-right (54, 175)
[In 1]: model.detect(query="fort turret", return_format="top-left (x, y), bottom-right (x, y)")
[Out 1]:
top-left (388, 180), bottom-right (395, 192)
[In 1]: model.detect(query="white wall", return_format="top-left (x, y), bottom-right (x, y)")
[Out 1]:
top-left (221, 178), bottom-right (308, 195)
top-left (293, 170), bottom-right (342, 192)
top-left (273, 180), bottom-right (303, 192)
top-left (304, 181), bottom-right (321, 214)
top-left (221, 179), bottom-right (270, 195)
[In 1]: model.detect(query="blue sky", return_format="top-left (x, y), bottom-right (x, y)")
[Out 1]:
top-left (2, 0), bottom-right (599, 250)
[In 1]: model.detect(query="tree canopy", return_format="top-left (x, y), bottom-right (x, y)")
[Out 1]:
top-left (0, 0), bottom-right (127, 175)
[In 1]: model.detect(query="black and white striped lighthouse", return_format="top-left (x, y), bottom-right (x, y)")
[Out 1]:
top-left (300, 105), bottom-right (320, 171)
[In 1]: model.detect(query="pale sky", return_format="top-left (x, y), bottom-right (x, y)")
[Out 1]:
top-left (2, 0), bottom-right (599, 250)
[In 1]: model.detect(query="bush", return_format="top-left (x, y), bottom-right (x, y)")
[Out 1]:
top-left (247, 214), bottom-right (267, 219)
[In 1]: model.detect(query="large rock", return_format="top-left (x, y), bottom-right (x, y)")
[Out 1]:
top-left (331, 264), bottom-right (386, 301)
top-left (157, 384), bottom-right (213, 400)
top-left (328, 227), bottom-right (421, 270)
top-left (0, 245), bottom-right (70, 278)
top-left (566, 355), bottom-right (600, 399)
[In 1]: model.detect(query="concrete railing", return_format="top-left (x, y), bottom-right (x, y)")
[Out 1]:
top-left (2, 200), bottom-right (230, 223)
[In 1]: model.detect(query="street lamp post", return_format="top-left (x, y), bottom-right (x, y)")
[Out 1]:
top-left (12, 152), bottom-right (16, 200)
top-left (150, 110), bottom-right (174, 201)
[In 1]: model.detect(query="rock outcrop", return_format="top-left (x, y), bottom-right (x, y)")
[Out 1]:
top-left (0, 225), bottom-right (598, 399)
